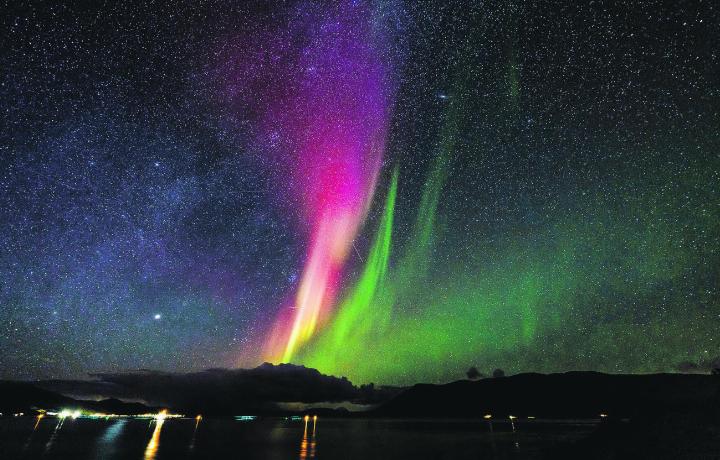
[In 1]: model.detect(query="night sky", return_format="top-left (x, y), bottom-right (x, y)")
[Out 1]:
top-left (2, 0), bottom-right (718, 385)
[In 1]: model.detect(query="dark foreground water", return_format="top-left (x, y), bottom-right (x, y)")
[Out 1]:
top-left (0, 416), bottom-right (598, 459)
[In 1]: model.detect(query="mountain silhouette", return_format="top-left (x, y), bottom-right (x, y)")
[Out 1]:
top-left (378, 371), bottom-right (720, 418)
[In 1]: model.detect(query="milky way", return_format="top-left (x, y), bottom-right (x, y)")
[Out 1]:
top-left (1, 0), bottom-right (718, 384)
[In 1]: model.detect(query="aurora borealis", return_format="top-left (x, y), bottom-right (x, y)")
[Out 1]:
top-left (230, 1), bottom-right (397, 362)
top-left (2, 0), bottom-right (719, 385)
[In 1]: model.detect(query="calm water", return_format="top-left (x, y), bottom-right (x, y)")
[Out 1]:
top-left (0, 416), bottom-right (597, 459)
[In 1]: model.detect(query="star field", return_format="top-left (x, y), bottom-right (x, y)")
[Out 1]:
top-left (1, 0), bottom-right (718, 383)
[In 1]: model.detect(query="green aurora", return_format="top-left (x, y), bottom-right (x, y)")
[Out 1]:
top-left (289, 9), bottom-right (719, 384)
top-left (292, 100), bottom-right (719, 385)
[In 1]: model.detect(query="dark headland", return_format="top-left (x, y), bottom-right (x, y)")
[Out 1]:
top-left (0, 380), bottom-right (155, 415)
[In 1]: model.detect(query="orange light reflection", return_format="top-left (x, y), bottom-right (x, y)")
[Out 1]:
top-left (299, 415), bottom-right (317, 459)
top-left (143, 410), bottom-right (167, 460)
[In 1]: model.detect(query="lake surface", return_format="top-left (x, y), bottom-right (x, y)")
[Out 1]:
top-left (1, 416), bottom-right (598, 459)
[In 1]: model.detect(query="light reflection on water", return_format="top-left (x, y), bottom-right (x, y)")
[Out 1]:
top-left (43, 417), bottom-right (66, 454)
top-left (95, 419), bottom-right (127, 459)
top-left (189, 415), bottom-right (202, 451)
top-left (102, 419), bottom-right (127, 443)
top-left (2, 415), bottom-right (598, 459)
top-left (22, 414), bottom-right (46, 451)
top-left (143, 412), bottom-right (167, 460)
top-left (299, 416), bottom-right (318, 459)
top-left (33, 413), bottom-right (45, 431)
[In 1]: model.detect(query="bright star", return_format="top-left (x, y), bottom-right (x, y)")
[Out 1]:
top-left (154, 313), bottom-right (162, 320)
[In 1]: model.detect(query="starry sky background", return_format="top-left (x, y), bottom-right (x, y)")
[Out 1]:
top-left (1, 0), bottom-right (719, 384)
